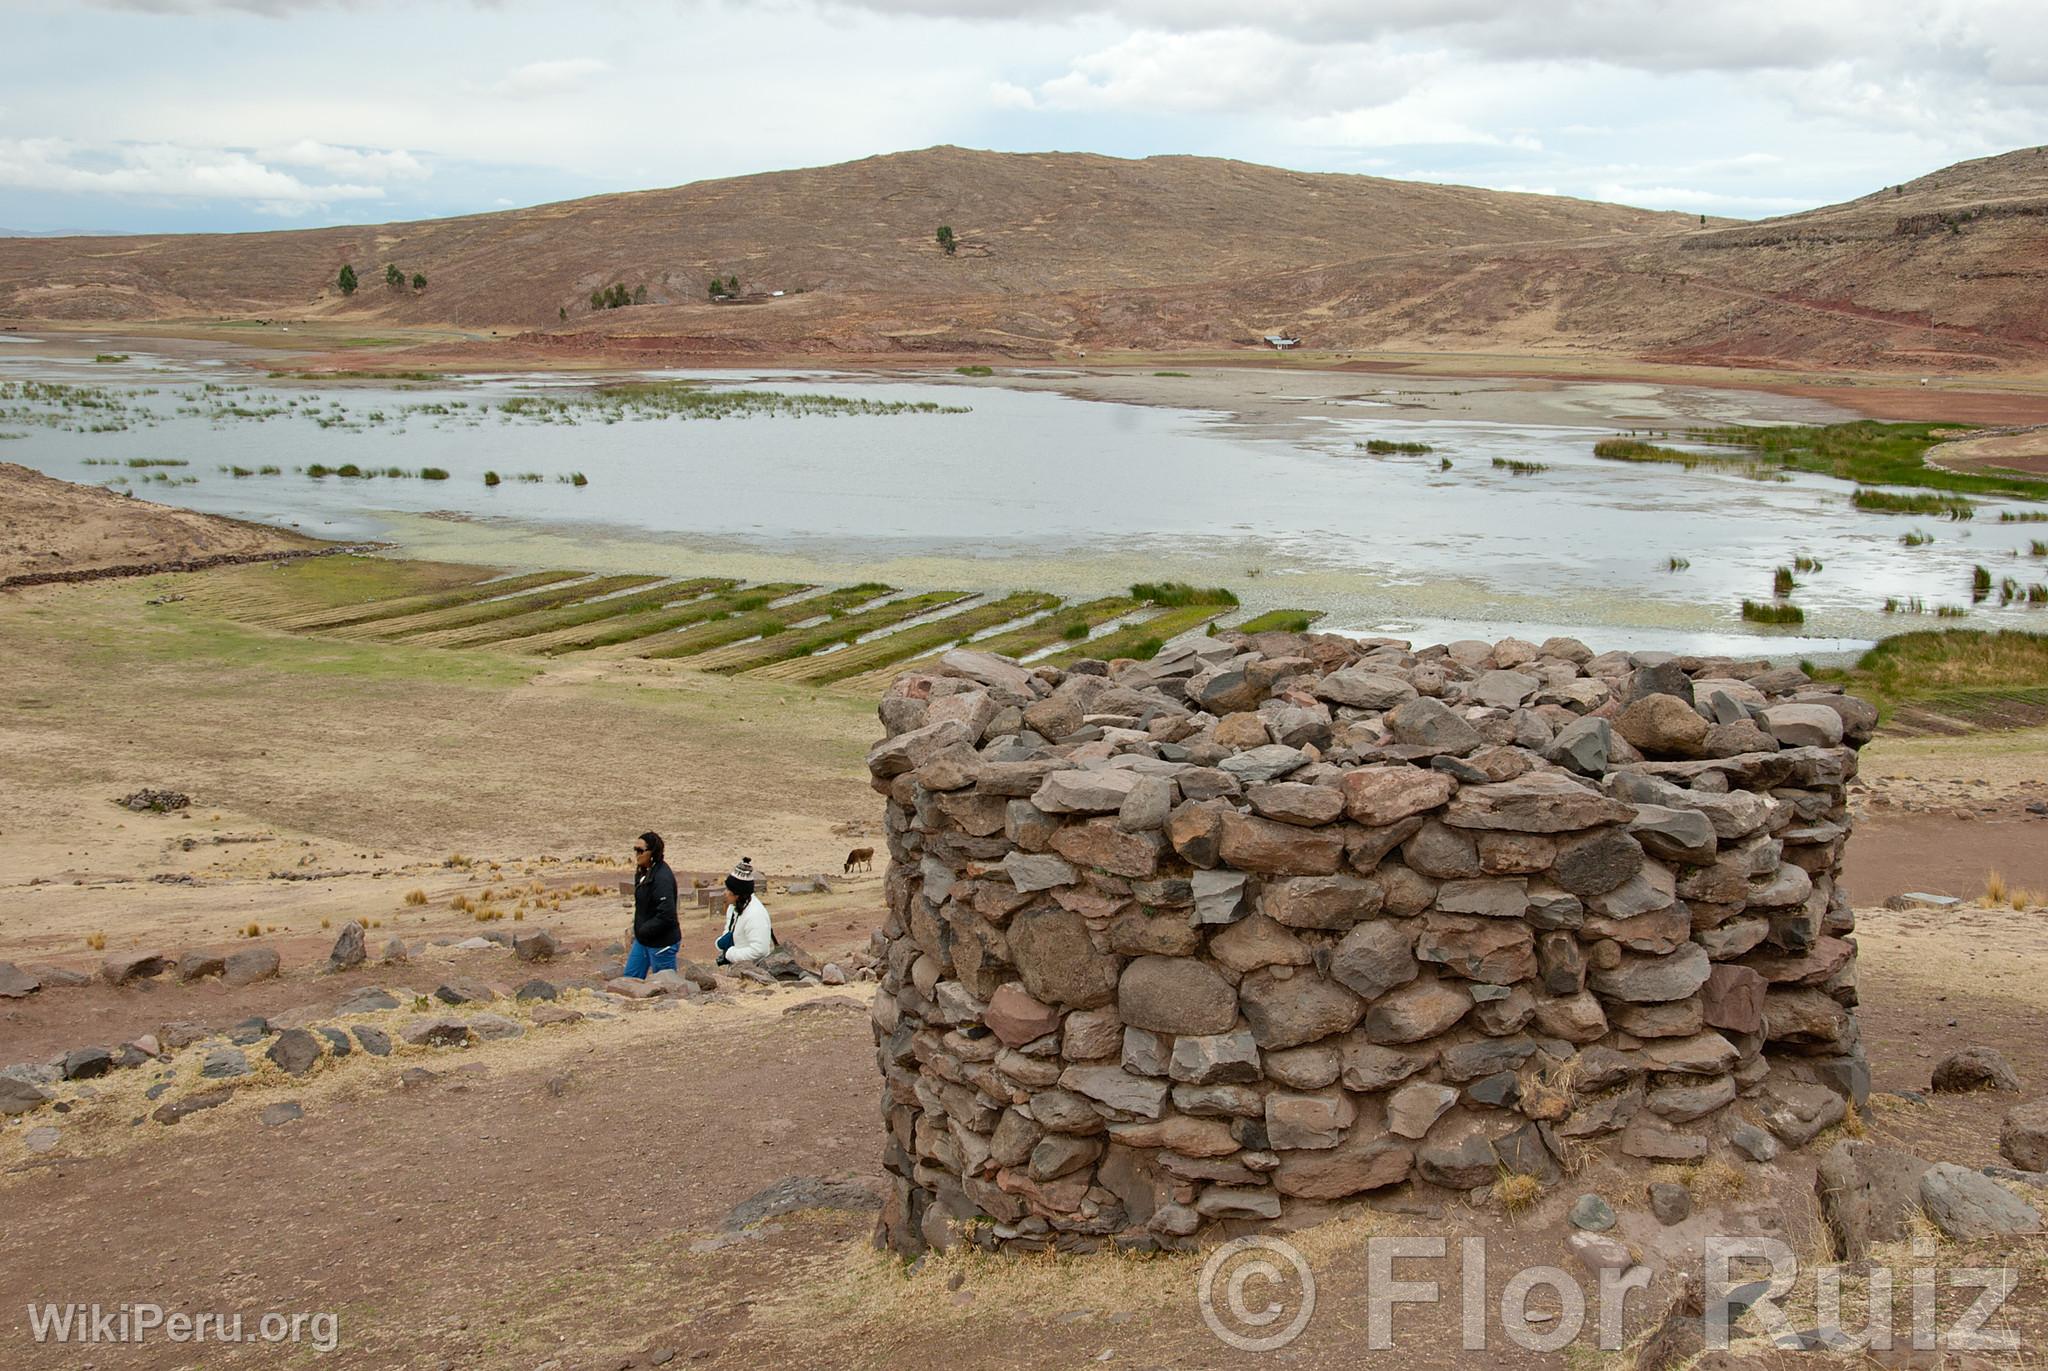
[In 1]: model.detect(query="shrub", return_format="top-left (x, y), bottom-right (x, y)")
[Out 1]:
top-left (418, 467), bottom-right (449, 480)
top-left (954, 364), bottom-right (993, 377)
top-left (338, 264), bottom-right (357, 295)
top-left (1131, 582), bottom-right (1239, 607)
top-left (1853, 488), bottom-right (1974, 518)
top-left (1741, 599), bottom-right (1805, 625)
top-left (483, 470), bottom-right (501, 487)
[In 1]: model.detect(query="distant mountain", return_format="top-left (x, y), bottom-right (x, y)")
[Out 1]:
top-left (3, 144), bottom-right (2046, 373)
top-left (0, 227), bottom-right (121, 238)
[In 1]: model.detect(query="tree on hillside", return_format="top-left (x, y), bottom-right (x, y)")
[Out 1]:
top-left (633, 284), bottom-right (647, 305)
top-left (337, 264), bottom-right (358, 296)
top-left (936, 225), bottom-right (956, 255)
top-left (411, 272), bottom-right (427, 292)
top-left (385, 263), bottom-right (404, 288)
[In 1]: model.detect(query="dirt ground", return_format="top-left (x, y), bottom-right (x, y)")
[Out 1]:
top-left (4, 551), bottom-right (2047, 1368)
top-left (0, 461), bottom-right (319, 582)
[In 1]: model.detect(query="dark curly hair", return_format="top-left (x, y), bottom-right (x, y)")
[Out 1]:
top-left (639, 831), bottom-right (665, 863)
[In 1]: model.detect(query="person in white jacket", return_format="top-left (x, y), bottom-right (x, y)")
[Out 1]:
top-left (716, 857), bottom-right (774, 965)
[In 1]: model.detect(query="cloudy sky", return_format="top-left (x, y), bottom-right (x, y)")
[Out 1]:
top-left (4, 0), bottom-right (2045, 234)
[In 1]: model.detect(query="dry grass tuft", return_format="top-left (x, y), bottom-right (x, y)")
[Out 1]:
top-left (1495, 1170), bottom-right (1543, 1218)
top-left (404, 888), bottom-right (428, 906)
top-left (242, 921), bottom-right (262, 938)
top-left (86, 931), bottom-right (106, 951)
top-left (1984, 869), bottom-right (2009, 907)
top-left (450, 893), bottom-right (474, 913)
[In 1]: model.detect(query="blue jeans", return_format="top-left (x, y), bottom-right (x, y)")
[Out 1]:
top-left (624, 941), bottom-right (678, 978)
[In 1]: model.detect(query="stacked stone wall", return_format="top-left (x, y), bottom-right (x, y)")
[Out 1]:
top-left (866, 630), bottom-right (1875, 1255)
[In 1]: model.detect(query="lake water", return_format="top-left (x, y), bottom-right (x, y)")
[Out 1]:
top-left (5, 344), bottom-right (2045, 659)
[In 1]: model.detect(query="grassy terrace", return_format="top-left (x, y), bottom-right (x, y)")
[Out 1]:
top-left (750, 592), bottom-right (1060, 685)
top-left (358, 575), bottom-right (667, 641)
top-left (639, 584), bottom-right (896, 660)
top-left (692, 591), bottom-right (975, 675)
top-left (406, 577), bottom-right (736, 648)
top-left (215, 558), bottom-right (1323, 687)
top-left (523, 584), bottom-right (814, 656)
top-left (258, 569), bottom-right (582, 632)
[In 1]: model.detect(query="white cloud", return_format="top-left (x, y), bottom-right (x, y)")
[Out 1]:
top-left (0, 137), bottom-right (388, 204)
top-left (1591, 182), bottom-right (1813, 211)
top-left (478, 57), bottom-right (610, 99)
top-left (260, 138), bottom-right (427, 180)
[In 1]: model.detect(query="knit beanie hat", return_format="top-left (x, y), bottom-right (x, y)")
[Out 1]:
top-left (729, 857), bottom-right (757, 884)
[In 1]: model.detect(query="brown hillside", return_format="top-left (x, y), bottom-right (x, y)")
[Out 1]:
top-left (0, 145), bottom-right (1696, 326)
top-left (4, 144), bottom-right (2048, 374)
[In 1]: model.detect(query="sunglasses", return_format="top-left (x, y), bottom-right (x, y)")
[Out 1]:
top-left (632, 845), bottom-right (647, 854)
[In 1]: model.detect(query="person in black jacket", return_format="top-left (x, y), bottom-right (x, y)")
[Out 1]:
top-left (625, 830), bottom-right (680, 978)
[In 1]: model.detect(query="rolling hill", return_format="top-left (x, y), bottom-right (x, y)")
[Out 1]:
top-left (3, 143), bottom-right (2046, 373)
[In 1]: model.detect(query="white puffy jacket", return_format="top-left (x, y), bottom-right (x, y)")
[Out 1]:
top-left (722, 896), bottom-right (774, 963)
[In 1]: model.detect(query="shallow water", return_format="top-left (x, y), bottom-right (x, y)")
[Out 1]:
top-left (5, 347), bottom-right (2044, 656)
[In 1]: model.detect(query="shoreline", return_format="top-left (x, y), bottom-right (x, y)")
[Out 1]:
top-left (13, 317), bottom-right (2048, 425)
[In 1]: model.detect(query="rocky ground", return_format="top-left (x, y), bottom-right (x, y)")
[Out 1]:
top-left (2, 904), bottom-right (2046, 1369)
top-left (3, 552), bottom-right (2046, 1366)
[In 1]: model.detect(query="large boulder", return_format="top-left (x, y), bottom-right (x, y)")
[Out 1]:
top-left (1919, 1164), bottom-right (2043, 1240)
top-left (102, 950), bottom-right (171, 985)
top-left (2001, 1100), bottom-right (2048, 1172)
top-left (1931, 1046), bottom-right (2022, 1094)
top-left (221, 946), bottom-right (281, 987)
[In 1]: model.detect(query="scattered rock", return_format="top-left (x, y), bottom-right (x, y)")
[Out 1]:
top-left (221, 947), bottom-right (280, 987)
top-left (0, 1076), bottom-right (54, 1116)
top-left (62, 1046), bottom-right (114, 1080)
top-left (515, 978), bottom-right (559, 1002)
top-left (513, 930), bottom-right (560, 963)
top-left (337, 988), bottom-right (400, 1014)
top-left (265, 1028), bottom-right (322, 1077)
top-left (1569, 1193), bottom-right (1617, 1232)
top-left (327, 921), bottom-right (366, 972)
top-left (260, 1101), bottom-right (304, 1127)
top-left (434, 978), bottom-right (496, 1006)
top-left (1931, 1046), bottom-right (2022, 1094)
top-left (402, 1017), bottom-right (475, 1049)
top-left (1567, 1230), bottom-right (1635, 1273)
top-left (354, 1027), bottom-right (392, 1056)
top-left (721, 1176), bottom-right (881, 1230)
top-left (1919, 1163), bottom-right (2043, 1240)
top-left (199, 1047), bottom-right (250, 1079)
top-left (177, 950), bottom-right (226, 982)
top-left (153, 1087), bottom-right (233, 1125)
top-left (2000, 1100), bottom-right (2048, 1172)
top-left (102, 950), bottom-right (171, 985)
top-left (1648, 1182), bottom-right (1691, 1226)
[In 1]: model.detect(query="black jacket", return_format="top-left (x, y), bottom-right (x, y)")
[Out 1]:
top-left (633, 861), bottom-right (680, 948)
